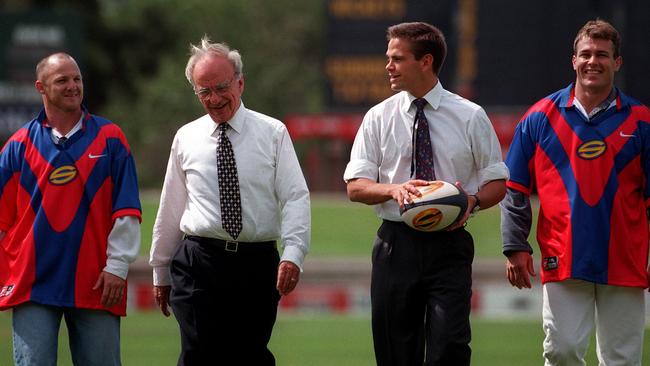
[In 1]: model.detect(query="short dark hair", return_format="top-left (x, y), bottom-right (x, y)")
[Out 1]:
top-left (573, 19), bottom-right (621, 58)
top-left (387, 22), bottom-right (447, 75)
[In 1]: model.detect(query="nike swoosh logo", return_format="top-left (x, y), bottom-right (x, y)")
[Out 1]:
top-left (88, 153), bottom-right (107, 159)
top-left (619, 131), bottom-right (636, 138)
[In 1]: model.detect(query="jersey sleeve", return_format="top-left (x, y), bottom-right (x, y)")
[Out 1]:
top-left (505, 113), bottom-right (541, 195)
top-left (107, 130), bottom-right (142, 222)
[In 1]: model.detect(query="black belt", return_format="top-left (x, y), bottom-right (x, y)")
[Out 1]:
top-left (184, 235), bottom-right (276, 253)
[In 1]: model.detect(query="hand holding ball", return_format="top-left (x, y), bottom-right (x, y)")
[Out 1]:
top-left (399, 181), bottom-right (468, 232)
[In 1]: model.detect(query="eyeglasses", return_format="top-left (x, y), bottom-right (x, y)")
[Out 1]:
top-left (194, 73), bottom-right (239, 100)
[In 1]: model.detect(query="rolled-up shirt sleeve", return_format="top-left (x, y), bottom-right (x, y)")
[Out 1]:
top-left (469, 108), bottom-right (509, 186)
top-left (344, 111), bottom-right (380, 182)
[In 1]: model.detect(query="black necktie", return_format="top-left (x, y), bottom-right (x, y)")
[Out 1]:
top-left (413, 98), bottom-right (435, 180)
top-left (217, 123), bottom-right (242, 240)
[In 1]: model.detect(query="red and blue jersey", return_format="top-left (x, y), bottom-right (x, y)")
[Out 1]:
top-left (506, 84), bottom-right (650, 287)
top-left (0, 109), bottom-right (141, 315)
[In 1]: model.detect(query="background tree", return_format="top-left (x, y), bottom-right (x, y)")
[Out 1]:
top-left (98, 0), bottom-right (325, 186)
top-left (2, 0), bottom-right (325, 186)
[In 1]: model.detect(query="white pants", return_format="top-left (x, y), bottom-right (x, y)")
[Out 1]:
top-left (542, 279), bottom-right (645, 366)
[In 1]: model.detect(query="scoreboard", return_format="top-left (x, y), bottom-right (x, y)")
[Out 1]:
top-left (325, 0), bottom-right (458, 111)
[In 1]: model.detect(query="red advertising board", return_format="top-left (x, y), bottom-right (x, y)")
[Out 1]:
top-left (285, 111), bottom-right (522, 152)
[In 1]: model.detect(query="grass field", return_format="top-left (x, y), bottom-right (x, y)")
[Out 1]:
top-left (1, 311), bottom-right (648, 365)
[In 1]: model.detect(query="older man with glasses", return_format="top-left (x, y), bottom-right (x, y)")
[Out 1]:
top-left (149, 36), bottom-right (310, 365)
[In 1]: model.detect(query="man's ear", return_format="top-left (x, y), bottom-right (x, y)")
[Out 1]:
top-left (421, 54), bottom-right (434, 71)
top-left (614, 56), bottom-right (623, 72)
top-left (572, 54), bottom-right (577, 71)
top-left (35, 80), bottom-right (45, 95)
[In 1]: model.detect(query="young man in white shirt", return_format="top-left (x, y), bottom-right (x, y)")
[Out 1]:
top-left (344, 22), bottom-right (508, 365)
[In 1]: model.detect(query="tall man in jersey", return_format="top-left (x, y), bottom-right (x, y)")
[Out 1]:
top-left (344, 22), bottom-right (508, 365)
top-left (501, 19), bottom-right (650, 365)
top-left (0, 53), bottom-right (141, 365)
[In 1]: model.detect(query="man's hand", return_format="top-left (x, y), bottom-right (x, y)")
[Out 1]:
top-left (389, 179), bottom-right (431, 209)
top-left (154, 286), bottom-right (172, 317)
top-left (276, 261), bottom-right (300, 296)
top-left (506, 251), bottom-right (536, 289)
top-left (93, 271), bottom-right (126, 308)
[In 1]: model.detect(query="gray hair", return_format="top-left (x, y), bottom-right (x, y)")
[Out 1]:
top-left (184, 35), bottom-right (243, 88)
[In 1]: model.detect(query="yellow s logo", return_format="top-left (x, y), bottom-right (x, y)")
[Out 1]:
top-left (49, 165), bottom-right (78, 185)
top-left (577, 140), bottom-right (606, 159)
top-left (412, 208), bottom-right (443, 231)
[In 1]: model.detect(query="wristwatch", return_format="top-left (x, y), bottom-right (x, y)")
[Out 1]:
top-left (470, 194), bottom-right (481, 215)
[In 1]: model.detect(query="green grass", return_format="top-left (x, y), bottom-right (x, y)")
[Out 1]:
top-left (139, 198), bottom-right (158, 257)
top-left (308, 195), bottom-right (380, 257)
top-left (139, 193), bottom-right (534, 259)
top-left (1, 311), bottom-right (648, 365)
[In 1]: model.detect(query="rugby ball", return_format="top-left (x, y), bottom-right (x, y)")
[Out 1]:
top-left (399, 181), bottom-right (468, 232)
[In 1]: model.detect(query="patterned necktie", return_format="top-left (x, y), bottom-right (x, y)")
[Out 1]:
top-left (217, 123), bottom-right (242, 240)
top-left (413, 98), bottom-right (435, 180)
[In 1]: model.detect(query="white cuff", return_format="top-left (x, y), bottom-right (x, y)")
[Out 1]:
top-left (280, 245), bottom-right (306, 272)
top-left (104, 259), bottom-right (129, 280)
top-left (153, 266), bottom-right (172, 286)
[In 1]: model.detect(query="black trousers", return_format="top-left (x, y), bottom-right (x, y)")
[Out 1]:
top-left (371, 220), bottom-right (474, 366)
top-left (169, 236), bottom-right (281, 366)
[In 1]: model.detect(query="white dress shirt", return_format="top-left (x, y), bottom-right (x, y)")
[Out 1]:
top-left (344, 82), bottom-right (509, 221)
top-left (150, 102), bottom-right (311, 286)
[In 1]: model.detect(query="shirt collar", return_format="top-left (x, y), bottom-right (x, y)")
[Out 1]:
top-left (39, 105), bottom-right (89, 130)
top-left (569, 85), bottom-right (618, 119)
top-left (403, 81), bottom-right (443, 114)
top-left (206, 101), bottom-right (246, 136)
top-left (42, 108), bottom-right (87, 139)
top-left (51, 114), bottom-right (84, 139)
